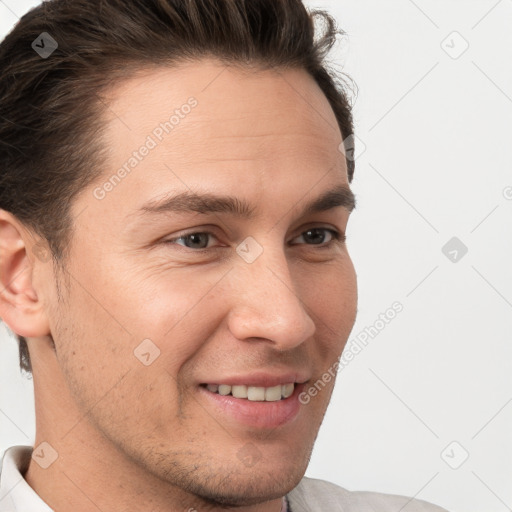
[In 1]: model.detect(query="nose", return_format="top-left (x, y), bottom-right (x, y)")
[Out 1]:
top-left (227, 247), bottom-right (316, 350)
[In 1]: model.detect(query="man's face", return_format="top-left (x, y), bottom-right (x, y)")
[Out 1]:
top-left (45, 60), bottom-right (357, 505)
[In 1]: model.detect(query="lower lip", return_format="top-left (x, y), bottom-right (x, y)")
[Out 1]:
top-left (198, 383), bottom-right (306, 429)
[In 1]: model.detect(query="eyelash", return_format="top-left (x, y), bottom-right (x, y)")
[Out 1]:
top-left (164, 227), bottom-right (345, 251)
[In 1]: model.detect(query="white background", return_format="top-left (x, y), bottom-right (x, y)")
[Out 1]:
top-left (1, 1), bottom-right (511, 511)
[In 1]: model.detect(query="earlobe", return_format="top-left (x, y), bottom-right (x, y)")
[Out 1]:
top-left (0, 210), bottom-right (51, 338)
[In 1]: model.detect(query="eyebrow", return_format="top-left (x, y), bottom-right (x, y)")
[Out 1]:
top-left (135, 184), bottom-right (356, 219)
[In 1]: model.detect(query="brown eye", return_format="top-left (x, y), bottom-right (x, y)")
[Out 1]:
top-left (292, 228), bottom-right (343, 246)
top-left (303, 228), bottom-right (330, 245)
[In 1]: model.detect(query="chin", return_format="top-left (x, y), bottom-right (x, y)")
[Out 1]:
top-left (149, 446), bottom-right (310, 508)
top-left (186, 466), bottom-right (306, 508)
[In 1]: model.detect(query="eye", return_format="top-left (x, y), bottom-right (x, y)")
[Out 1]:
top-left (164, 227), bottom-right (344, 251)
top-left (291, 227), bottom-right (344, 246)
top-left (170, 232), bottom-right (217, 250)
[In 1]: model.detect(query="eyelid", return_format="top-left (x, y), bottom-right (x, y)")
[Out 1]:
top-left (161, 223), bottom-right (222, 240)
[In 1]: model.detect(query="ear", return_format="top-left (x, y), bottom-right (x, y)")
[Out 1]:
top-left (0, 209), bottom-right (51, 338)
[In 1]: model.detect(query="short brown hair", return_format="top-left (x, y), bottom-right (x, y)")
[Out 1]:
top-left (0, 0), bottom-right (356, 374)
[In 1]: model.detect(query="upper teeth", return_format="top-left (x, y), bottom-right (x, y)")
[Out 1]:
top-left (205, 383), bottom-right (294, 401)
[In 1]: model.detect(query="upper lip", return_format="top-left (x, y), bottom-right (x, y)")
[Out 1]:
top-left (201, 371), bottom-right (311, 388)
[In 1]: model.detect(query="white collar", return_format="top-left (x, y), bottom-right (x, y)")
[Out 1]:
top-left (0, 446), bottom-right (53, 511)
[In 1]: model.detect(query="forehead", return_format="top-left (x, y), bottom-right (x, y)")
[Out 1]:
top-left (102, 59), bottom-right (343, 158)
top-left (105, 59), bottom-right (340, 129)
top-left (80, 59), bottom-right (348, 224)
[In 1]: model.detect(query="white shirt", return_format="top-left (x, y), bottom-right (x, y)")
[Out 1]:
top-left (0, 447), bottom-right (52, 512)
top-left (0, 446), bottom-right (448, 511)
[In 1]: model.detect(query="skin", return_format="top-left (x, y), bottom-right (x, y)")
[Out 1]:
top-left (0, 59), bottom-right (357, 512)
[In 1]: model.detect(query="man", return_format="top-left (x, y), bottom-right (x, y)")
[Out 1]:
top-left (0, 0), bottom-right (449, 510)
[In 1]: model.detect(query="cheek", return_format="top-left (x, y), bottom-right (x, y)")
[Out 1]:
top-left (52, 304), bottom-right (134, 416)
top-left (47, 263), bottom-right (150, 414)
top-left (50, 281), bottom-right (183, 441)
top-left (117, 267), bottom-right (226, 359)
top-left (51, 246), bottom-right (229, 406)
top-left (297, 257), bottom-right (357, 354)
top-left (296, 259), bottom-right (356, 413)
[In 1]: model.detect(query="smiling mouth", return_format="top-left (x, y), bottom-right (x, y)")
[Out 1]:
top-left (201, 383), bottom-right (295, 401)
